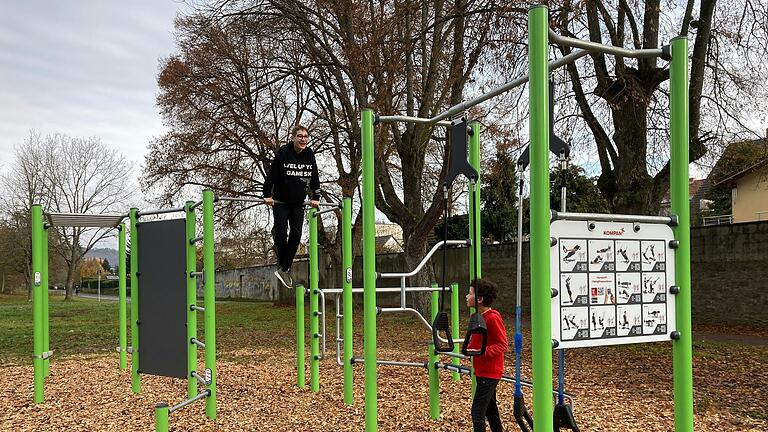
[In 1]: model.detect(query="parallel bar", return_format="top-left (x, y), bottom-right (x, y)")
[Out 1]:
top-left (320, 286), bottom-right (449, 294)
top-left (670, 36), bottom-right (694, 432)
top-left (118, 223), bottom-right (127, 370)
top-left (191, 371), bottom-right (210, 385)
top-left (552, 210), bottom-right (676, 225)
top-left (191, 338), bottom-right (206, 349)
top-left (185, 201), bottom-right (198, 399)
top-left (136, 206), bottom-right (185, 217)
top-left (315, 207), bottom-right (337, 216)
top-left (361, 108), bottom-right (378, 432)
top-left (342, 197), bottom-right (354, 405)
top-left (377, 307), bottom-right (450, 343)
top-left (31, 204), bottom-right (44, 403)
top-left (548, 29), bottom-right (663, 58)
top-left (529, 7), bottom-right (554, 432)
top-left (216, 196), bottom-right (265, 204)
top-left (352, 357), bottom-right (426, 368)
top-left (169, 390), bottom-right (211, 413)
top-left (377, 115), bottom-right (452, 127)
top-left (191, 305), bottom-right (205, 312)
top-left (202, 189), bottom-right (217, 419)
top-left (378, 240), bottom-right (469, 278)
top-left (130, 208), bottom-right (141, 394)
top-left (190, 236), bottom-right (203, 244)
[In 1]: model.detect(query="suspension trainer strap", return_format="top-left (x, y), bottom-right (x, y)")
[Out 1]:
top-left (432, 185), bottom-right (454, 353)
top-left (461, 181), bottom-right (487, 357)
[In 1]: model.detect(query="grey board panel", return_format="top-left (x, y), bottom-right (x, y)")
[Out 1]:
top-left (137, 218), bottom-right (187, 378)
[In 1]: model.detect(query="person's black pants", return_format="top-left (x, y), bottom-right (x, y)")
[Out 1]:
top-left (272, 203), bottom-right (305, 271)
top-left (472, 377), bottom-right (503, 432)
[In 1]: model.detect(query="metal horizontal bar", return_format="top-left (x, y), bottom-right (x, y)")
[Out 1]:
top-left (320, 286), bottom-right (451, 294)
top-left (190, 305), bottom-right (205, 312)
top-left (190, 271), bottom-right (203, 277)
top-left (190, 236), bottom-right (203, 244)
top-left (137, 206), bottom-right (185, 217)
top-left (217, 196), bottom-right (266, 204)
top-left (377, 307), bottom-right (450, 344)
top-left (190, 200), bottom-right (204, 210)
top-left (377, 115), bottom-right (452, 127)
top-left (315, 207), bottom-right (338, 217)
top-left (351, 357), bottom-right (426, 368)
top-left (551, 210), bottom-right (676, 225)
top-left (191, 371), bottom-right (211, 386)
top-left (431, 50), bottom-right (589, 123)
top-left (434, 363), bottom-right (575, 402)
top-left (45, 212), bottom-right (125, 228)
top-left (549, 30), bottom-right (663, 59)
top-left (168, 390), bottom-right (210, 414)
top-left (191, 338), bottom-right (205, 349)
top-left (439, 351), bottom-right (467, 360)
top-left (378, 239), bottom-right (470, 279)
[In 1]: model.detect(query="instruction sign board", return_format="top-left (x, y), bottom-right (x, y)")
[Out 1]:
top-left (551, 220), bottom-right (676, 349)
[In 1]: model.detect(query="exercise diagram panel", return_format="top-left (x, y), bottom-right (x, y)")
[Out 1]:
top-left (550, 219), bottom-right (677, 349)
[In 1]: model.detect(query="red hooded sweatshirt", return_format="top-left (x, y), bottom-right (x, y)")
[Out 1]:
top-left (467, 308), bottom-right (508, 379)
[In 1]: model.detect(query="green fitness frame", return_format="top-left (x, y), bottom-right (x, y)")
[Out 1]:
top-left (31, 189), bottom-right (218, 432)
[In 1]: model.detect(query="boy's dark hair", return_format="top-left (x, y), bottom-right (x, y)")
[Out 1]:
top-left (471, 278), bottom-right (498, 307)
top-left (291, 125), bottom-right (309, 137)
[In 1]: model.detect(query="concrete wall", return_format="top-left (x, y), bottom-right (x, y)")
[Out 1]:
top-left (206, 221), bottom-right (768, 328)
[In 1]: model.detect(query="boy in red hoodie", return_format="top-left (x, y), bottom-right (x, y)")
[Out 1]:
top-left (466, 278), bottom-right (508, 432)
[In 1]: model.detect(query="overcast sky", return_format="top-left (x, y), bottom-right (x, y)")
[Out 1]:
top-left (0, 0), bottom-right (189, 171)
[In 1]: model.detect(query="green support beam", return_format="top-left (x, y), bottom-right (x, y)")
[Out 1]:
top-left (185, 201), bottom-right (198, 398)
top-left (670, 36), bottom-right (694, 432)
top-left (450, 282), bottom-right (460, 381)
top-left (361, 108), bottom-right (378, 432)
top-left (130, 208), bottom-right (141, 394)
top-left (342, 197), bottom-right (354, 405)
top-left (296, 284), bottom-right (306, 389)
top-left (202, 190), bottom-right (217, 420)
top-left (528, 6), bottom-right (554, 432)
top-left (31, 204), bottom-right (44, 403)
top-left (42, 224), bottom-right (50, 378)
top-left (119, 223), bottom-right (127, 370)
top-left (309, 208), bottom-right (320, 393)
top-left (428, 286), bottom-right (440, 419)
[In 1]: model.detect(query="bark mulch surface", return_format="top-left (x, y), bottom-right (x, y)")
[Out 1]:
top-left (1, 339), bottom-right (766, 432)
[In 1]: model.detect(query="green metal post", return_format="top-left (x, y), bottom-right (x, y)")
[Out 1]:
top-left (42, 225), bottom-right (49, 378)
top-left (185, 201), bottom-right (198, 398)
top-left (296, 284), bottom-right (306, 389)
top-left (670, 36), bottom-right (694, 432)
top-left (154, 403), bottom-right (169, 432)
top-left (528, 6), bottom-right (553, 432)
top-left (130, 208), bottom-right (141, 394)
top-left (31, 204), bottom-right (44, 403)
top-left (450, 282), bottom-right (460, 381)
top-left (309, 208), bottom-right (320, 393)
top-left (202, 190), bottom-right (217, 420)
top-left (428, 285), bottom-right (440, 419)
top-left (468, 121), bottom-right (482, 394)
top-left (361, 108), bottom-right (378, 432)
top-left (118, 224), bottom-right (127, 370)
top-left (342, 197), bottom-right (354, 405)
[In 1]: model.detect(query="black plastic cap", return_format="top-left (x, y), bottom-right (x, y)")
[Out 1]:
top-left (669, 240), bottom-right (680, 249)
top-left (588, 222), bottom-right (596, 231)
top-left (633, 224), bottom-right (641, 232)
top-left (552, 339), bottom-right (560, 349)
top-left (670, 285), bottom-right (681, 294)
top-left (550, 237), bottom-right (558, 247)
top-left (671, 331), bottom-right (681, 340)
top-left (661, 45), bottom-right (672, 61)
top-left (551, 288), bottom-right (559, 298)
top-left (373, 113), bottom-right (381, 125)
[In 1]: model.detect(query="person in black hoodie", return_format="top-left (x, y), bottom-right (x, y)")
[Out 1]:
top-left (263, 125), bottom-right (320, 288)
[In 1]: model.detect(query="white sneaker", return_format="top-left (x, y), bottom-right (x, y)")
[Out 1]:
top-left (274, 269), bottom-right (293, 288)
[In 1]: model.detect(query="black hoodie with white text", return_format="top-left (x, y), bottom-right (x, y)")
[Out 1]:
top-left (262, 144), bottom-right (321, 205)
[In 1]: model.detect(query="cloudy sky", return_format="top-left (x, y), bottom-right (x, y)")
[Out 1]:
top-left (0, 0), bottom-right (189, 170)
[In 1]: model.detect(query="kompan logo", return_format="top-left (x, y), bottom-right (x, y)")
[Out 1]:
top-left (602, 227), bottom-right (626, 236)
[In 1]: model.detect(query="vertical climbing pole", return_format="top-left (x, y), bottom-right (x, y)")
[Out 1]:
top-left (361, 108), bottom-right (378, 432)
top-left (130, 207), bottom-right (141, 394)
top-left (202, 189), bottom-right (217, 419)
top-left (670, 36), bottom-right (694, 432)
top-left (185, 201), bottom-right (198, 398)
top-left (309, 207), bottom-right (320, 393)
top-left (296, 283), bottom-right (306, 389)
top-left (342, 196), bottom-right (354, 405)
top-left (468, 121), bottom-right (482, 393)
top-left (428, 285), bottom-right (441, 419)
top-left (118, 223), bottom-right (127, 370)
top-left (528, 6), bottom-right (554, 432)
top-left (31, 204), bottom-right (44, 403)
top-left (42, 222), bottom-right (49, 378)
